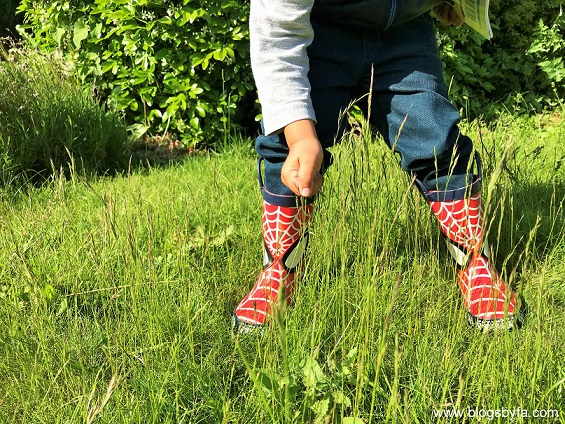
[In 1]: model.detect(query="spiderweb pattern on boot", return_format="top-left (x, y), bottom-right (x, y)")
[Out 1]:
top-left (262, 203), bottom-right (311, 259)
top-left (429, 192), bottom-right (517, 325)
top-left (234, 202), bottom-right (313, 327)
top-left (431, 192), bottom-right (484, 252)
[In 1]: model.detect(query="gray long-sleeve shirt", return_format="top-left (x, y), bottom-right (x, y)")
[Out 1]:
top-left (250, 0), bottom-right (316, 136)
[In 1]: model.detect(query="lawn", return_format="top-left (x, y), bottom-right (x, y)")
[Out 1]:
top-left (0, 112), bottom-right (564, 423)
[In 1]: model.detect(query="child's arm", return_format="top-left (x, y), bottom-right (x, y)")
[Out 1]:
top-left (250, 0), bottom-right (315, 136)
top-left (251, 0), bottom-right (323, 197)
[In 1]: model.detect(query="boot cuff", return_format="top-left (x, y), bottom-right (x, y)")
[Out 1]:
top-left (416, 176), bottom-right (482, 202)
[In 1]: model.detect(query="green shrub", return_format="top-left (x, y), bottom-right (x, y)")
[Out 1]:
top-left (0, 46), bottom-right (130, 186)
top-left (17, 0), bottom-right (255, 148)
top-left (437, 0), bottom-right (564, 119)
top-left (16, 0), bottom-right (563, 147)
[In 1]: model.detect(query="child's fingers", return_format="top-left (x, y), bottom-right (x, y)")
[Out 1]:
top-left (296, 172), bottom-right (323, 197)
top-left (281, 162), bottom-right (302, 196)
top-left (434, 3), bottom-right (463, 26)
top-left (281, 136), bottom-right (324, 197)
top-left (297, 157), bottom-right (322, 197)
top-left (449, 9), bottom-right (464, 26)
top-left (311, 172), bottom-right (324, 196)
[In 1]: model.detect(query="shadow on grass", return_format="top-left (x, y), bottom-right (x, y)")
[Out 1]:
top-left (129, 135), bottom-right (197, 169)
top-left (488, 178), bottom-right (565, 276)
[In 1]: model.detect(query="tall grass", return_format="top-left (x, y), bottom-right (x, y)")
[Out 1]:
top-left (0, 112), bottom-right (564, 422)
top-left (0, 46), bottom-right (130, 187)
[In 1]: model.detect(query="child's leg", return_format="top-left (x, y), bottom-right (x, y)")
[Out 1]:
top-left (365, 14), bottom-right (474, 192)
top-left (364, 15), bottom-right (521, 329)
top-left (233, 186), bottom-right (313, 331)
top-left (235, 23), bottom-right (368, 330)
top-left (420, 170), bottom-right (521, 330)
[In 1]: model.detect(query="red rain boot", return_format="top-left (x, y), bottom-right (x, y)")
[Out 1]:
top-left (233, 199), bottom-right (313, 332)
top-left (417, 166), bottom-right (522, 331)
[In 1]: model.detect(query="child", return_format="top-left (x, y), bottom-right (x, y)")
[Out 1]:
top-left (233, 0), bottom-right (521, 332)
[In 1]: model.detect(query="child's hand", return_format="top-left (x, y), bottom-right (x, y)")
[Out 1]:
top-left (281, 137), bottom-right (324, 198)
top-left (433, 2), bottom-right (464, 26)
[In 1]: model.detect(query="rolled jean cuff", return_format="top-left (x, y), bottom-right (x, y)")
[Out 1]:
top-left (414, 153), bottom-right (483, 202)
top-left (415, 176), bottom-right (482, 202)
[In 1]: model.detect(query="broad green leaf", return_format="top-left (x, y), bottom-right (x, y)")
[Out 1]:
top-left (157, 16), bottom-right (172, 25)
top-left (302, 356), bottom-right (328, 390)
top-left (73, 20), bottom-right (89, 49)
top-left (53, 27), bottom-right (66, 45)
top-left (127, 123), bottom-right (149, 140)
top-left (213, 49), bottom-right (226, 61)
top-left (189, 117), bottom-right (199, 129)
top-left (337, 347), bottom-right (357, 377)
top-left (56, 298), bottom-right (68, 316)
top-left (110, 9), bottom-right (132, 20)
top-left (148, 109), bottom-right (163, 120)
top-left (333, 390), bottom-right (351, 407)
top-left (312, 398), bottom-right (330, 419)
top-left (256, 370), bottom-right (274, 392)
top-left (195, 106), bottom-right (206, 117)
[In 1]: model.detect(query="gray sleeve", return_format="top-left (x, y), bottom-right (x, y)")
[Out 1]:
top-left (250, 0), bottom-right (316, 136)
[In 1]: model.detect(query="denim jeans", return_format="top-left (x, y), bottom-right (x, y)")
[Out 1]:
top-left (255, 14), bottom-right (475, 199)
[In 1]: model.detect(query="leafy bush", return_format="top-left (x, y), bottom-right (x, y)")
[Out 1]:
top-left (16, 0), bottom-right (563, 148)
top-left (0, 46), bottom-right (130, 186)
top-left (437, 0), bottom-right (564, 119)
top-left (17, 0), bottom-right (255, 148)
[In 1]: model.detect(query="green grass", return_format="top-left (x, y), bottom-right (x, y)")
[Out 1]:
top-left (0, 112), bottom-right (564, 423)
top-left (0, 47), bottom-right (130, 187)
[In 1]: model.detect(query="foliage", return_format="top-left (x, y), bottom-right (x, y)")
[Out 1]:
top-left (437, 0), bottom-right (564, 119)
top-left (527, 12), bottom-right (565, 90)
top-left (0, 46), bottom-right (130, 186)
top-left (244, 345), bottom-right (362, 423)
top-left (0, 0), bottom-right (22, 38)
top-left (15, 0), bottom-right (563, 149)
top-left (17, 0), bottom-right (254, 148)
